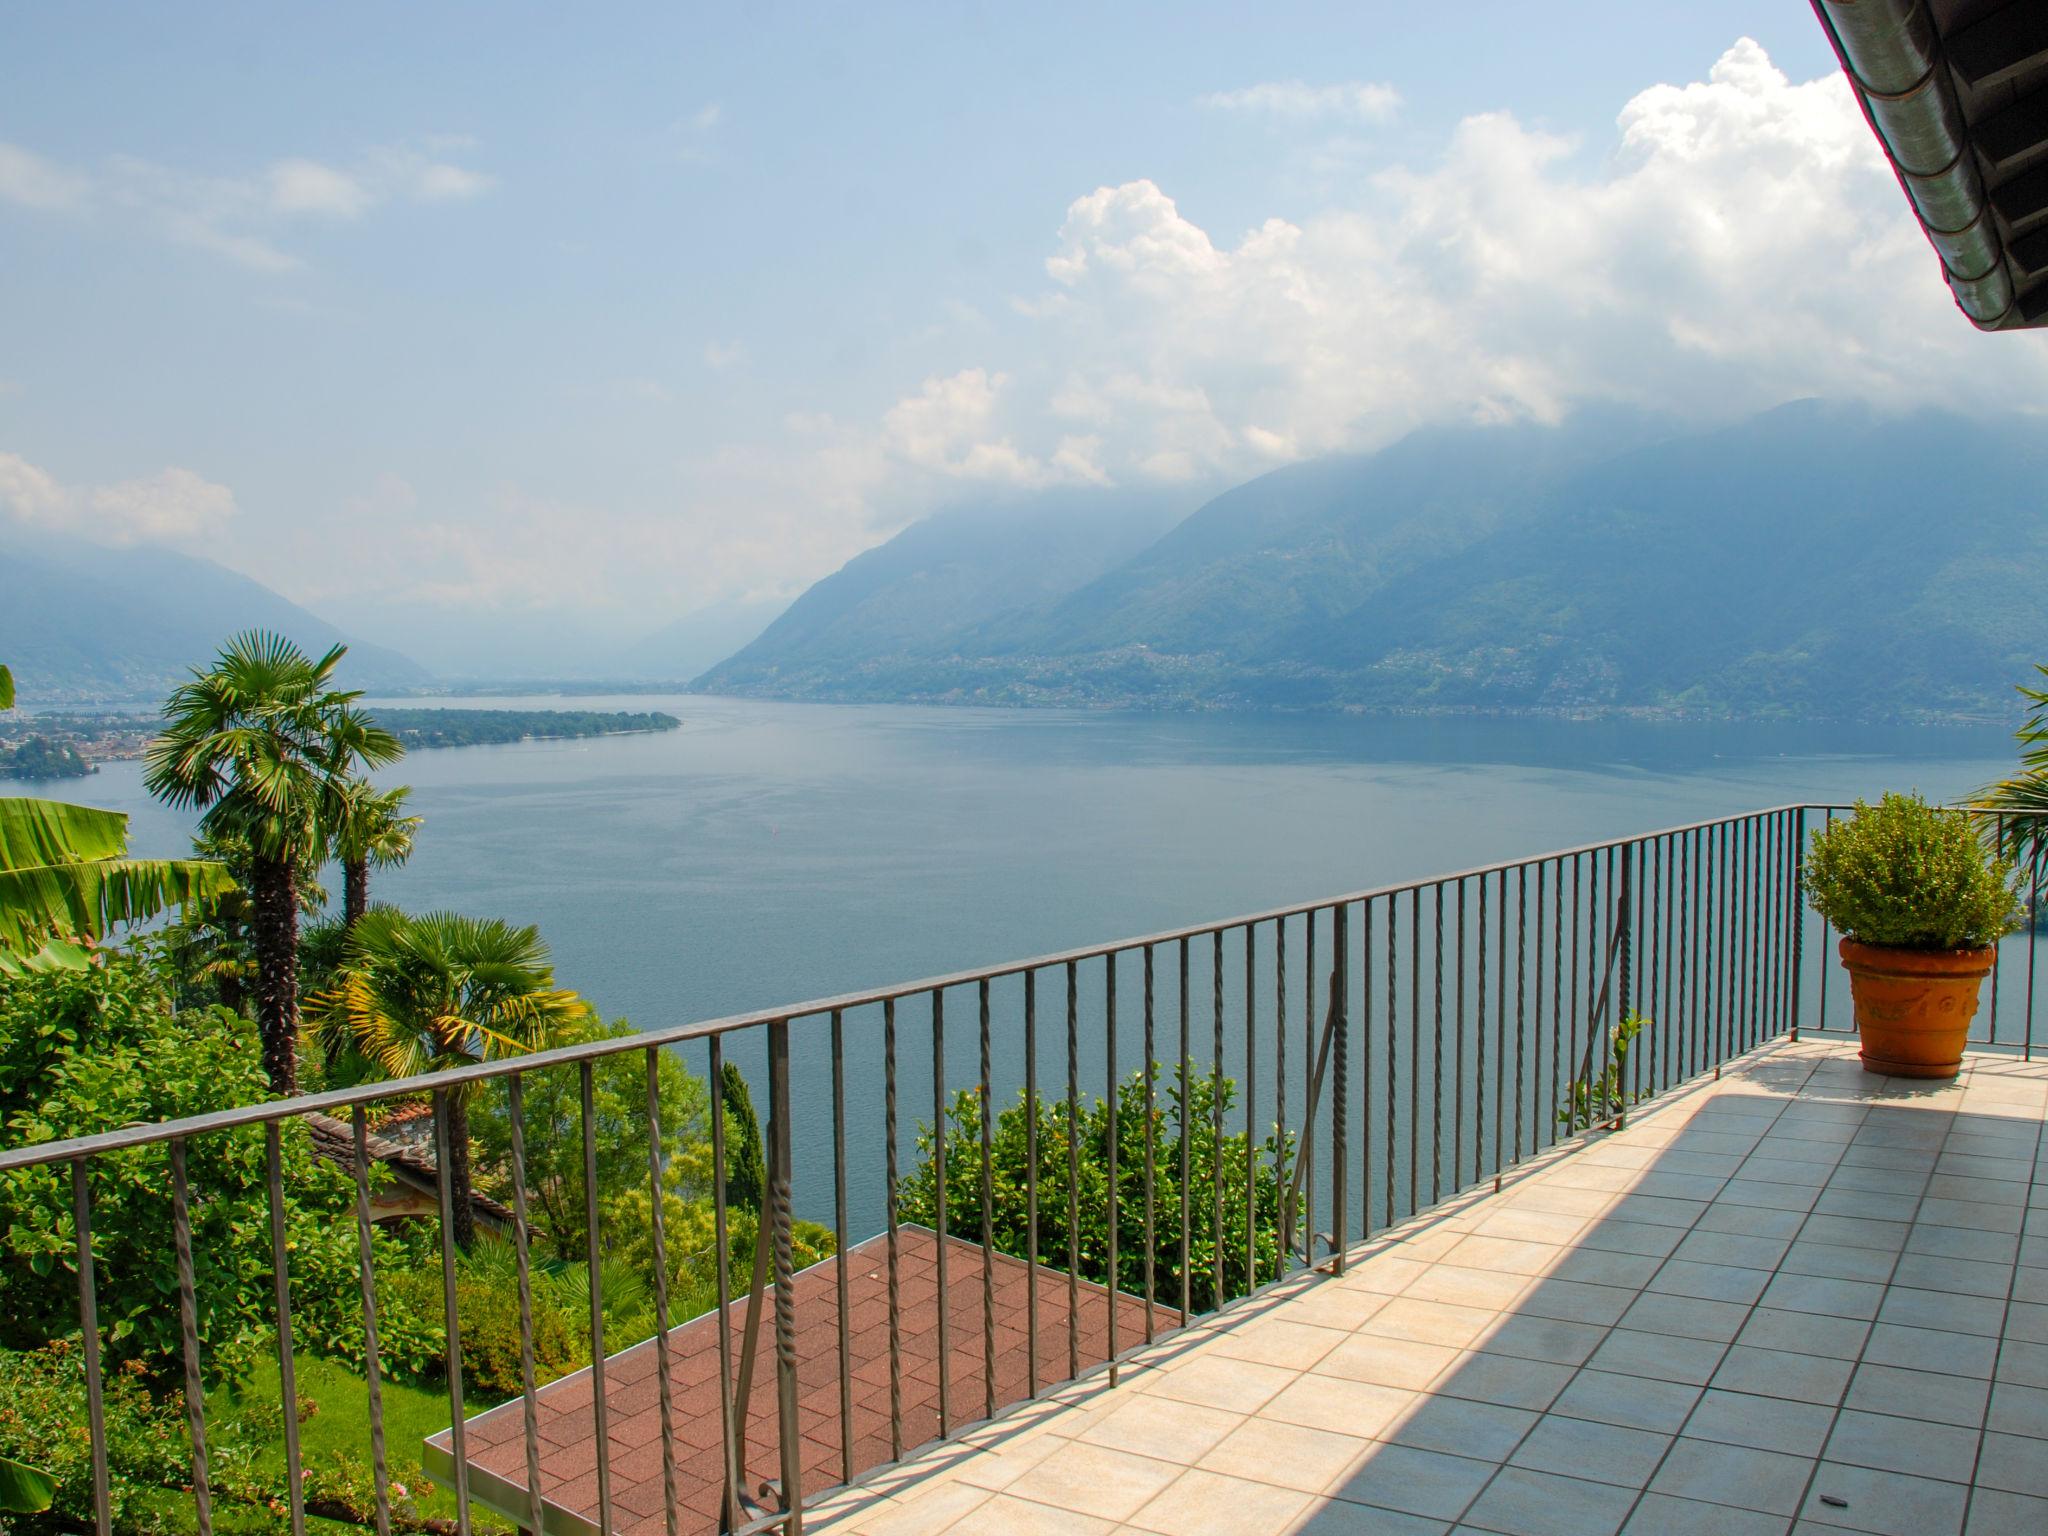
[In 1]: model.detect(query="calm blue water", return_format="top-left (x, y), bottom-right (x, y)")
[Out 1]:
top-left (81, 696), bottom-right (2026, 1230)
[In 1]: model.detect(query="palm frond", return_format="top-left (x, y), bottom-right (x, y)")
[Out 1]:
top-left (0, 798), bottom-right (130, 871)
top-left (0, 855), bottom-right (236, 951)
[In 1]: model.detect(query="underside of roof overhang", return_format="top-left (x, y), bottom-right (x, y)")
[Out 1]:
top-left (1812, 0), bottom-right (2048, 329)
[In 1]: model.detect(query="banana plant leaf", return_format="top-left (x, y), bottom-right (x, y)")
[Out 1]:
top-left (0, 1454), bottom-right (55, 1514)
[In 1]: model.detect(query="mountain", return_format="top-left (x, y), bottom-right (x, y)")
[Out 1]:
top-left (1, 526), bottom-right (430, 703)
top-left (696, 486), bottom-right (1199, 697)
top-left (694, 403), bottom-right (2048, 722)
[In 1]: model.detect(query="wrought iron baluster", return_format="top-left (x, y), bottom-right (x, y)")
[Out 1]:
top-left (506, 1080), bottom-right (544, 1536)
top-left (832, 1014), bottom-right (854, 1482)
top-left (349, 1108), bottom-right (394, 1536)
top-left (882, 1004), bottom-right (903, 1461)
top-left (171, 1139), bottom-right (214, 1536)
top-left (979, 980), bottom-right (996, 1419)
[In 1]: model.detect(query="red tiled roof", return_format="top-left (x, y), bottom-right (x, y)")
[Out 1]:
top-left (425, 1226), bottom-right (1162, 1535)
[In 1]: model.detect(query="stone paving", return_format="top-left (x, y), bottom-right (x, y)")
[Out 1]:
top-left (800, 1037), bottom-right (2048, 1536)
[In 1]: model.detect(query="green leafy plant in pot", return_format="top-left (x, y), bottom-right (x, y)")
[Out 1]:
top-left (1804, 793), bottom-right (2020, 1078)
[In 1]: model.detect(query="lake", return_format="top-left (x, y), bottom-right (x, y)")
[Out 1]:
top-left (84, 696), bottom-right (2029, 1230)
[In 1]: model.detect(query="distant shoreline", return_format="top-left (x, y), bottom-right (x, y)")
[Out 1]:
top-left (0, 706), bottom-right (683, 769)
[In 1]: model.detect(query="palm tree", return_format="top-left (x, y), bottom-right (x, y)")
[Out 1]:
top-left (144, 632), bottom-right (401, 1095)
top-left (311, 910), bottom-right (589, 1248)
top-left (1975, 664), bottom-right (2048, 882)
top-left (1, 663), bottom-right (231, 972)
top-left (329, 780), bottom-right (421, 928)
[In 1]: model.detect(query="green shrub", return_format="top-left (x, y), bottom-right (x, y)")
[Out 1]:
top-left (0, 1337), bottom-right (290, 1534)
top-left (901, 1065), bottom-right (1290, 1314)
top-left (1805, 792), bottom-right (2021, 950)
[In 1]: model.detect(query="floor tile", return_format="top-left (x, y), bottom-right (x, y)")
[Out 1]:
top-left (1317, 1334), bottom-right (1461, 1391)
top-left (1620, 1291), bottom-right (1750, 1343)
top-left (1619, 1492), bottom-right (1792, 1535)
top-left (1733, 1308), bottom-right (1872, 1361)
top-left (1889, 1256), bottom-right (2016, 1301)
top-left (1509, 1413), bottom-right (1670, 1487)
top-left (1975, 1430), bottom-right (2048, 1497)
top-left (1290, 1501), bottom-right (1452, 1534)
top-left (1431, 1351), bottom-right (1574, 1412)
top-left (1758, 1272), bottom-right (1886, 1320)
top-left (1779, 1241), bottom-right (1899, 1284)
top-left (1843, 1363), bottom-right (1987, 1428)
top-left (943, 1492), bottom-right (1114, 1536)
top-left (1987, 1379), bottom-right (2048, 1438)
top-left (1860, 1323), bottom-right (1999, 1379)
top-left (1798, 1461), bottom-right (1967, 1536)
top-left (1514, 1278), bottom-right (1633, 1326)
top-left (1198, 1416), bottom-right (1374, 1493)
top-left (1822, 1409), bottom-right (1979, 1484)
top-left (1209, 1317), bottom-right (1346, 1370)
top-left (1362, 1298), bottom-right (1500, 1350)
top-left (1126, 1468), bottom-right (1313, 1536)
top-left (1475, 1314), bottom-right (1606, 1367)
top-left (1652, 1439), bottom-right (1817, 1516)
top-left (1997, 1339), bottom-right (2048, 1388)
top-left (1262, 1375), bottom-right (1419, 1440)
top-left (1324, 1444), bottom-right (1496, 1521)
top-left (1874, 1286), bottom-right (2007, 1338)
top-left (1964, 1488), bottom-right (2048, 1534)
top-left (1386, 1394), bottom-right (1536, 1462)
top-left (1002, 1442), bottom-right (1181, 1522)
top-left (1457, 1466), bottom-right (1635, 1536)
top-left (1673, 1229), bottom-right (1791, 1271)
top-left (1548, 1369), bottom-right (1702, 1433)
top-left (1078, 1394), bottom-right (1241, 1463)
top-left (1649, 1258), bottom-right (1773, 1304)
top-left (1684, 1387), bottom-right (1836, 1456)
top-left (1584, 1329), bottom-right (1726, 1386)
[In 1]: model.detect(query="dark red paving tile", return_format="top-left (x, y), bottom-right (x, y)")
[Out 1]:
top-left (426, 1226), bottom-right (1153, 1536)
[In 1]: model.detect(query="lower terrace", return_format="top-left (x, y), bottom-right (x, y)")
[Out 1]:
top-left (799, 1037), bottom-right (2048, 1536)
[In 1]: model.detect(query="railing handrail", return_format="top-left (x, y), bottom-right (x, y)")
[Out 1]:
top-left (0, 800), bottom-right (1824, 1172)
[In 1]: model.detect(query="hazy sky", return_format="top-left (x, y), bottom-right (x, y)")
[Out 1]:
top-left (3, 4), bottom-right (2044, 673)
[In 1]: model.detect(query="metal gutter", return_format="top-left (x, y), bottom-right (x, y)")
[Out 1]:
top-left (1813, 0), bottom-right (2018, 326)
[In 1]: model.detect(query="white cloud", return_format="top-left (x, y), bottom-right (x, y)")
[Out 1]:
top-left (1201, 80), bottom-right (1402, 123)
top-left (0, 452), bottom-right (238, 544)
top-left (0, 142), bottom-right (89, 209)
top-left (0, 139), bottom-right (493, 269)
top-left (703, 340), bottom-right (746, 370)
top-left (863, 39), bottom-right (2048, 499)
top-left (267, 158), bottom-right (373, 218)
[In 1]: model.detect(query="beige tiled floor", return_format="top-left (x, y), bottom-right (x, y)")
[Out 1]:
top-left (799, 1038), bottom-right (2048, 1536)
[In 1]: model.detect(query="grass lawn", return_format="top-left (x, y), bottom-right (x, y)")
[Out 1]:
top-left (200, 1354), bottom-right (514, 1534)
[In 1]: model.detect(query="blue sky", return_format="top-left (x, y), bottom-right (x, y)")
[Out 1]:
top-left (1, 4), bottom-right (2032, 675)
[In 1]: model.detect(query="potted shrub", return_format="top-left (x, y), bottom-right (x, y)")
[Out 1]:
top-left (1805, 792), bottom-right (2021, 1077)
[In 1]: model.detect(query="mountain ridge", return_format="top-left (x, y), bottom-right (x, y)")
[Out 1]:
top-left (695, 403), bottom-right (2048, 723)
top-left (2, 525), bottom-right (431, 704)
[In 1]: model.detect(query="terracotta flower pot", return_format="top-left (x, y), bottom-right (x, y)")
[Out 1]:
top-left (1838, 937), bottom-right (1994, 1079)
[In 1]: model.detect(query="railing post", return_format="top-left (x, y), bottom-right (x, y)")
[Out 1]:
top-left (1791, 808), bottom-right (1806, 1042)
top-left (767, 1020), bottom-right (804, 1535)
top-left (1615, 844), bottom-right (1634, 1129)
top-left (1330, 903), bottom-right (1349, 1275)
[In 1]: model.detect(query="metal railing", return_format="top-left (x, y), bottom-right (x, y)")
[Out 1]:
top-left (4, 802), bottom-right (2040, 1536)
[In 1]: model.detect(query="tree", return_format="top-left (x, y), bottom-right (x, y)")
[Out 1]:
top-left (0, 664), bottom-right (230, 971)
top-left (310, 910), bottom-right (590, 1249)
top-left (144, 632), bottom-right (401, 1095)
top-left (469, 1015), bottom-right (710, 1262)
top-left (718, 1061), bottom-right (765, 1213)
top-left (1974, 664), bottom-right (2048, 878)
top-left (329, 780), bottom-right (420, 929)
top-left (900, 1065), bottom-right (1293, 1314)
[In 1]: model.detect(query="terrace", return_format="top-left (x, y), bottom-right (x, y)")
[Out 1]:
top-left (9, 803), bottom-right (2046, 1536)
